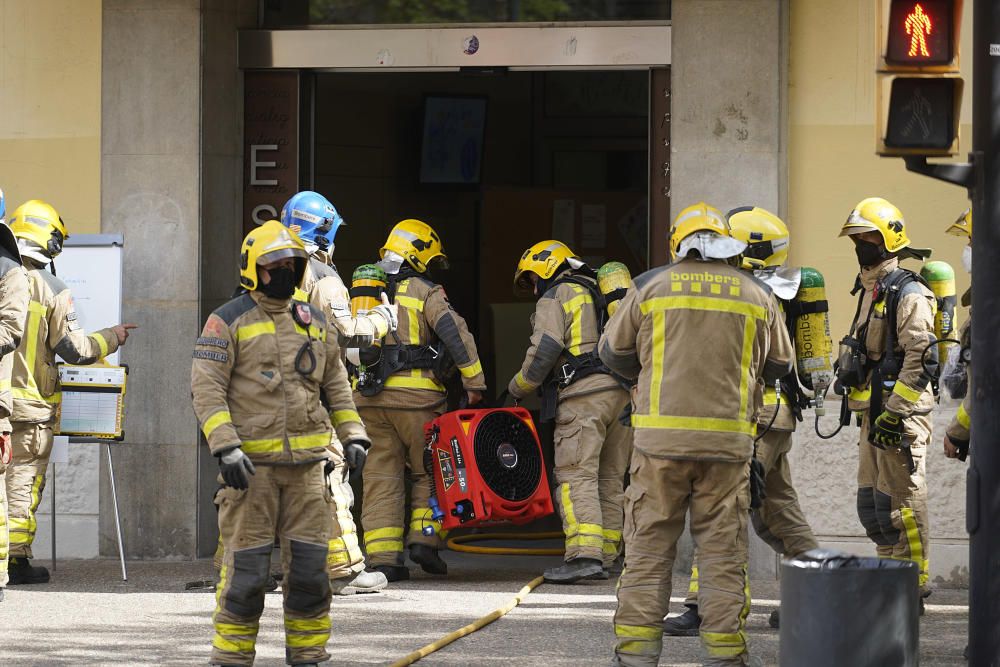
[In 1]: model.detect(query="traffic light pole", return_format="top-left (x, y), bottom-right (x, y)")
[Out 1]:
top-left (966, 1), bottom-right (1000, 663)
top-left (900, 1), bottom-right (999, 662)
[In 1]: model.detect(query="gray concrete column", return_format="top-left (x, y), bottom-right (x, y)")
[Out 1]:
top-left (669, 0), bottom-right (787, 580)
top-left (100, 0), bottom-right (255, 558)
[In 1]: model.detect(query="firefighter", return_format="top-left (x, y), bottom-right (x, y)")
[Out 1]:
top-left (193, 220), bottom-right (370, 666)
top-left (602, 202), bottom-right (793, 667)
top-left (281, 190), bottom-right (397, 595)
top-left (836, 197), bottom-right (935, 607)
top-left (5, 200), bottom-right (136, 585)
top-left (664, 207), bottom-right (820, 635)
top-left (353, 219), bottom-right (486, 582)
top-left (0, 190), bottom-right (28, 601)
top-left (508, 241), bottom-right (633, 583)
top-left (942, 208), bottom-right (971, 463)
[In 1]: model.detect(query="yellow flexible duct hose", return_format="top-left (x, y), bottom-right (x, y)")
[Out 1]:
top-left (388, 575), bottom-right (545, 667)
top-left (446, 531), bottom-right (566, 556)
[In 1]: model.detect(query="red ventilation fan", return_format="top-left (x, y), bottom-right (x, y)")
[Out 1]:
top-left (424, 407), bottom-right (553, 531)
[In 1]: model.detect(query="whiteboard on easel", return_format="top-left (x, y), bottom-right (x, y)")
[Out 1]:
top-left (55, 235), bottom-right (123, 365)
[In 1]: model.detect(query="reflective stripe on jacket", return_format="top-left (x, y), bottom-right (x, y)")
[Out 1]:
top-left (599, 258), bottom-right (793, 462)
top-left (191, 290), bottom-right (368, 464)
top-left (12, 260), bottom-right (118, 423)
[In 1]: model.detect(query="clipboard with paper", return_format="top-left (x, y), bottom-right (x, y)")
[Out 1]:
top-left (55, 364), bottom-right (128, 440)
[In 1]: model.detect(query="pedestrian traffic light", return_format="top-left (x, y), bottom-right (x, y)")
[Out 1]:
top-left (877, 0), bottom-right (964, 156)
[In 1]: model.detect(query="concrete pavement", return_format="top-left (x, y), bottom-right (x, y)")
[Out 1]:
top-left (0, 550), bottom-right (969, 666)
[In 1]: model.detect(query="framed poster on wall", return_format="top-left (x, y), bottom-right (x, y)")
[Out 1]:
top-left (420, 95), bottom-right (487, 185)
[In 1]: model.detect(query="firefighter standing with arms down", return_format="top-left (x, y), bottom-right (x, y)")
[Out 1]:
top-left (664, 207), bottom-right (822, 635)
top-left (280, 190), bottom-right (397, 596)
top-left (193, 221), bottom-right (370, 666)
top-left (353, 219), bottom-right (486, 582)
top-left (0, 188), bottom-right (28, 601)
top-left (508, 241), bottom-right (633, 583)
top-left (5, 200), bottom-right (136, 585)
top-left (602, 203), bottom-right (793, 667)
top-left (836, 197), bottom-right (936, 608)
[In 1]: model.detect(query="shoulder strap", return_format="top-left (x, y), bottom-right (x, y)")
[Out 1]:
top-left (550, 272), bottom-right (609, 334)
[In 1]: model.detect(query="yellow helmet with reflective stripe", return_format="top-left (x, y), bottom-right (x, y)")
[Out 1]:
top-left (380, 219), bottom-right (447, 274)
top-left (946, 208), bottom-right (971, 239)
top-left (670, 202), bottom-right (730, 259)
top-left (839, 197), bottom-right (911, 252)
top-left (727, 206), bottom-right (790, 269)
top-left (513, 240), bottom-right (577, 294)
top-left (9, 199), bottom-right (69, 259)
top-left (239, 220), bottom-right (309, 291)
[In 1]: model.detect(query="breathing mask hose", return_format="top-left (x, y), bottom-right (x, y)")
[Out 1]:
top-left (814, 385), bottom-right (849, 440)
top-left (754, 379), bottom-right (781, 446)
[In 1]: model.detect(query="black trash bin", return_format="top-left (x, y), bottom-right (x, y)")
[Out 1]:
top-left (780, 549), bottom-right (919, 667)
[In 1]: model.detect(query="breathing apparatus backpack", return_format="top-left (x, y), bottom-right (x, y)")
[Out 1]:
top-left (348, 265), bottom-right (454, 397)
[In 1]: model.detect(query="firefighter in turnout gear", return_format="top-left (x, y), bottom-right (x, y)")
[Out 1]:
top-left (0, 196), bottom-right (28, 600)
top-left (602, 202), bottom-right (794, 667)
top-left (837, 197), bottom-right (935, 603)
top-left (664, 207), bottom-right (820, 636)
top-left (193, 220), bottom-right (370, 666)
top-left (354, 219), bottom-right (486, 582)
top-left (5, 200), bottom-right (135, 585)
top-left (942, 209), bottom-right (971, 462)
top-left (508, 240), bottom-right (633, 584)
top-left (281, 190), bottom-right (396, 596)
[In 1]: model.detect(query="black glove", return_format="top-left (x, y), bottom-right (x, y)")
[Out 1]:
top-left (749, 457), bottom-right (767, 510)
top-left (218, 447), bottom-right (256, 489)
top-left (870, 411), bottom-right (904, 449)
top-left (344, 440), bottom-right (368, 475)
top-left (952, 437), bottom-right (970, 462)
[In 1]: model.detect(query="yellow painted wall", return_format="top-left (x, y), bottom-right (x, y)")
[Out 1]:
top-left (789, 0), bottom-right (973, 340)
top-left (0, 0), bottom-right (101, 234)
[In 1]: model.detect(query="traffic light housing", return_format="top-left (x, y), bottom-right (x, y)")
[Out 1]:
top-left (877, 0), bottom-right (964, 156)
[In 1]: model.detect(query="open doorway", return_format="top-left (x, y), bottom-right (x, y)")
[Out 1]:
top-left (309, 69), bottom-right (653, 400)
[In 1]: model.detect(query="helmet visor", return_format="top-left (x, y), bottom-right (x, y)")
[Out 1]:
top-left (257, 246), bottom-right (308, 267)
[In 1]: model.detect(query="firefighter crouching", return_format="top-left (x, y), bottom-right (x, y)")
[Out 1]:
top-left (192, 221), bottom-right (371, 666)
top-left (602, 202), bottom-right (793, 667)
top-left (352, 219), bottom-right (486, 582)
top-left (508, 241), bottom-right (633, 584)
top-left (281, 190), bottom-right (397, 596)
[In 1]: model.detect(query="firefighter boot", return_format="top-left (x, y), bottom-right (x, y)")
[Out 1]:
top-left (8, 557), bottom-right (49, 585)
top-left (769, 609), bottom-right (780, 628)
top-left (373, 564), bottom-right (410, 582)
top-left (410, 544), bottom-right (447, 575)
top-left (544, 557), bottom-right (603, 584)
top-left (331, 569), bottom-right (389, 595)
top-left (662, 605), bottom-right (701, 636)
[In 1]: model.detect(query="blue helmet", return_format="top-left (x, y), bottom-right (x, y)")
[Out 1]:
top-left (0, 187), bottom-right (5, 223)
top-left (279, 191), bottom-right (345, 251)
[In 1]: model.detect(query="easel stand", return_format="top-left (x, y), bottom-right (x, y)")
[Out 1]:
top-left (49, 440), bottom-right (128, 582)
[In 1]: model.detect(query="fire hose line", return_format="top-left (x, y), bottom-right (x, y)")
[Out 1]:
top-left (445, 531), bottom-right (566, 556)
top-left (387, 575), bottom-right (545, 667)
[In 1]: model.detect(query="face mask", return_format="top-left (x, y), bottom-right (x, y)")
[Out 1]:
top-left (854, 240), bottom-right (885, 267)
top-left (962, 245), bottom-right (972, 273)
top-left (258, 266), bottom-right (297, 299)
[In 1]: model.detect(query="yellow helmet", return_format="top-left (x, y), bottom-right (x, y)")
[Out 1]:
top-left (946, 208), bottom-right (971, 239)
top-left (239, 220), bottom-right (309, 291)
top-left (9, 199), bottom-right (69, 260)
top-left (670, 202), bottom-right (744, 260)
top-left (380, 219), bottom-right (447, 273)
top-left (727, 206), bottom-right (790, 269)
top-left (513, 240), bottom-right (577, 294)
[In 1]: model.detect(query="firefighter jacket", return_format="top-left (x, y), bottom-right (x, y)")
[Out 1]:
top-left (0, 253), bottom-right (28, 432)
top-left (508, 274), bottom-right (620, 402)
top-left (598, 257), bottom-right (793, 462)
top-left (191, 290), bottom-right (369, 465)
top-left (946, 316), bottom-right (971, 442)
top-left (12, 259), bottom-right (119, 424)
top-left (845, 257), bottom-right (937, 417)
top-left (353, 273), bottom-right (485, 411)
top-left (299, 252), bottom-right (391, 348)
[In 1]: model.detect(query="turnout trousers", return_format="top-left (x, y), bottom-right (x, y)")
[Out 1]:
top-left (5, 420), bottom-right (54, 559)
top-left (856, 411), bottom-right (931, 594)
top-left (212, 461), bottom-right (333, 666)
top-left (553, 387), bottom-right (633, 566)
top-left (615, 450), bottom-right (752, 666)
top-left (360, 407), bottom-right (444, 566)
